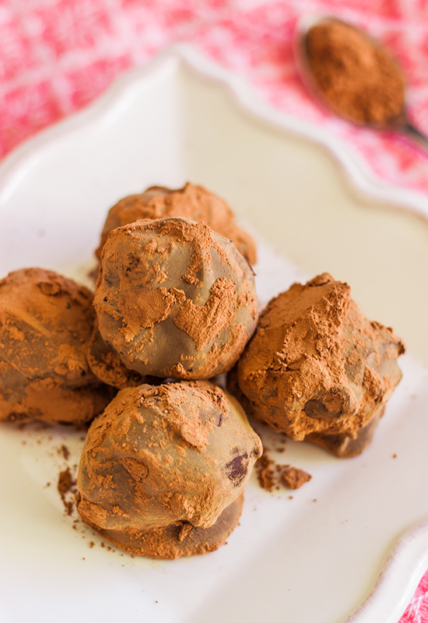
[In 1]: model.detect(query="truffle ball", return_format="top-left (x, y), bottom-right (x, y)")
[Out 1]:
top-left (233, 273), bottom-right (405, 445)
top-left (95, 182), bottom-right (257, 265)
top-left (94, 217), bottom-right (258, 380)
top-left (77, 381), bottom-right (262, 558)
top-left (0, 268), bottom-right (114, 425)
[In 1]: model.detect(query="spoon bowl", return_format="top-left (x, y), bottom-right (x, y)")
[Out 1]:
top-left (294, 14), bottom-right (428, 151)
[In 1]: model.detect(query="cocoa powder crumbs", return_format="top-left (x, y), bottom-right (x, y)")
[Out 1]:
top-left (306, 20), bottom-right (405, 125)
top-left (64, 500), bottom-right (73, 516)
top-left (57, 467), bottom-right (77, 515)
top-left (90, 541), bottom-right (95, 549)
top-left (281, 467), bottom-right (312, 490)
top-left (256, 451), bottom-right (312, 492)
top-left (58, 444), bottom-right (70, 460)
top-left (255, 452), bottom-right (275, 492)
top-left (58, 467), bottom-right (73, 495)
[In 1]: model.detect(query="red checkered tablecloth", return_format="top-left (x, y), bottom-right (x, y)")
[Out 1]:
top-left (1, 1), bottom-right (427, 620)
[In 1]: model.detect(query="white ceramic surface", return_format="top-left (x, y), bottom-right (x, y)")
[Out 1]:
top-left (0, 46), bottom-right (427, 623)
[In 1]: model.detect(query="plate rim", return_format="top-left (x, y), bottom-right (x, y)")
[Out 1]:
top-left (0, 44), bottom-right (427, 623)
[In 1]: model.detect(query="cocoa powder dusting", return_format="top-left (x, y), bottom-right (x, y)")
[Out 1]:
top-left (174, 278), bottom-right (238, 351)
top-left (306, 20), bottom-right (405, 125)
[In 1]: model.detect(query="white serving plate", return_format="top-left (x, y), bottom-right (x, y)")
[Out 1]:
top-left (0, 46), bottom-right (427, 623)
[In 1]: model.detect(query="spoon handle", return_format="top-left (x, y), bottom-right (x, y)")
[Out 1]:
top-left (400, 121), bottom-right (428, 153)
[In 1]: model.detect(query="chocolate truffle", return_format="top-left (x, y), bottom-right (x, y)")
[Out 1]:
top-left (0, 268), bottom-right (113, 425)
top-left (233, 273), bottom-right (405, 451)
top-left (77, 381), bottom-right (262, 558)
top-left (95, 182), bottom-right (257, 265)
top-left (94, 217), bottom-right (258, 380)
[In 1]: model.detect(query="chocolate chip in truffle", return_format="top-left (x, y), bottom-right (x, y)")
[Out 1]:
top-left (304, 387), bottom-right (352, 420)
top-left (305, 400), bottom-right (339, 420)
top-left (225, 453), bottom-right (249, 486)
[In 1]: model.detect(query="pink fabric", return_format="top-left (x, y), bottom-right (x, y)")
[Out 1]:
top-left (3, 0), bottom-right (428, 196)
top-left (1, 1), bottom-right (427, 619)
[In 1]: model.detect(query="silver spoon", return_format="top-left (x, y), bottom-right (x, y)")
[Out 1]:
top-left (294, 14), bottom-right (428, 152)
